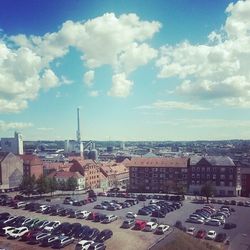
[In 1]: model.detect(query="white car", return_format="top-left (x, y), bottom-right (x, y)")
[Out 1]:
top-left (44, 221), bottom-right (61, 232)
top-left (0, 226), bottom-right (15, 236)
top-left (205, 219), bottom-right (221, 226)
top-left (75, 210), bottom-right (90, 219)
top-left (144, 222), bottom-right (158, 232)
top-left (155, 224), bottom-right (170, 234)
top-left (126, 212), bottom-right (137, 219)
top-left (187, 227), bottom-right (196, 235)
top-left (75, 240), bottom-right (95, 250)
top-left (38, 204), bottom-right (49, 213)
top-left (7, 226), bottom-right (29, 239)
top-left (206, 230), bottom-right (216, 240)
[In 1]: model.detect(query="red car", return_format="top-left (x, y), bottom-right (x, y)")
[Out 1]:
top-left (196, 230), bottom-right (206, 239)
top-left (20, 229), bottom-right (40, 241)
top-left (134, 220), bottom-right (147, 230)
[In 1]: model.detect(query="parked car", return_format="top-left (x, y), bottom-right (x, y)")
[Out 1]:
top-left (52, 235), bottom-right (75, 248)
top-left (94, 204), bottom-right (107, 210)
top-left (88, 242), bottom-right (106, 250)
top-left (44, 221), bottom-right (61, 232)
top-left (144, 222), bottom-right (158, 232)
top-left (195, 229), bottom-right (206, 239)
top-left (121, 219), bottom-right (135, 229)
top-left (75, 240), bottom-right (95, 250)
top-left (95, 229), bottom-right (113, 243)
top-left (206, 230), bottom-right (217, 240)
top-left (40, 235), bottom-right (59, 247)
top-left (205, 219), bottom-right (221, 226)
top-left (28, 232), bottom-right (51, 244)
top-left (126, 212), bottom-right (137, 219)
top-left (134, 220), bottom-right (147, 230)
top-left (75, 210), bottom-right (91, 219)
top-left (186, 227), bottom-right (196, 235)
top-left (7, 226), bottom-right (29, 239)
top-left (155, 224), bottom-right (170, 234)
top-left (102, 215), bottom-right (118, 224)
top-left (0, 226), bottom-right (15, 236)
top-left (82, 228), bottom-right (100, 241)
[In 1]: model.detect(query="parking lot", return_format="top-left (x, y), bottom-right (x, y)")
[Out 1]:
top-left (0, 193), bottom-right (250, 250)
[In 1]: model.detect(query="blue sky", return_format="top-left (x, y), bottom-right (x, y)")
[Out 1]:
top-left (1, 0), bottom-right (250, 141)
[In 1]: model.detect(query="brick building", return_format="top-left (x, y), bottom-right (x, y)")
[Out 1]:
top-left (127, 157), bottom-right (189, 193)
top-left (48, 171), bottom-right (85, 190)
top-left (0, 152), bottom-right (23, 191)
top-left (188, 156), bottom-right (241, 197)
top-left (240, 167), bottom-right (250, 197)
top-left (19, 155), bottom-right (43, 179)
top-left (69, 158), bottom-right (100, 189)
top-left (100, 159), bottom-right (129, 187)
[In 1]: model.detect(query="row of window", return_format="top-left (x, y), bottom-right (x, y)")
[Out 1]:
top-left (191, 174), bottom-right (234, 180)
top-left (191, 167), bottom-right (234, 173)
top-left (131, 173), bottom-right (186, 178)
top-left (191, 180), bottom-right (234, 186)
top-left (131, 167), bottom-right (187, 173)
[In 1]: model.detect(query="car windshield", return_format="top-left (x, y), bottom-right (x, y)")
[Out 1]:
top-left (47, 222), bottom-right (54, 226)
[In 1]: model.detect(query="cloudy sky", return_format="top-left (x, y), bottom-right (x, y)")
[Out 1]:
top-left (1, 0), bottom-right (250, 141)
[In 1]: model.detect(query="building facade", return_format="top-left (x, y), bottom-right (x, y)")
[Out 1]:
top-left (1, 132), bottom-right (23, 155)
top-left (127, 157), bottom-right (189, 193)
top-left (19, 155), bottom-right (43, 179)
top-left (188, 156), bottom-right (241, 197)
top-left (0, 152), bottom-right (23, 191)
top-left (48, 171), bottom-right (85, 190)
top-left (240, 167), bottom-right (250, 197)
top-left (69, 158), bottom-right (100, 189)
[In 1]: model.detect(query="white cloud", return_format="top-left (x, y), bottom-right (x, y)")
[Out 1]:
top-left (37, 127), bottom-right (54, 131)
top-left (89, 90), bottom-right (99, 97)
top-left (156, 0), bottom-right (250, 108)
top-left (108, 73), bottom-right (133, 97)
top-left (84, 70), bottom-right (95, 87)
top-left (136, 100), bottom-right (208, 111)
top-left (61, 75), bottom-right (73, 84)
top-left (9, 13), bottom-right (160, 101)
top-left (40, 69), bottom-right (59, 90)
top-left (0, 120), bottom-right (33, 131)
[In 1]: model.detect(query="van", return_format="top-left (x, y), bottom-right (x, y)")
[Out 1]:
top-left (134, 220), bottom-right (147, 230)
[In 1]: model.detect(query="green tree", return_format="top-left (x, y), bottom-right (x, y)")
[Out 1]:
top-left (67, 177), bottom-right (78, 194)
top-left (19, 175), bottom-right (36, 197)
top-left (36, 175), bottom-right (50, 195)
top-left (48, 177), bottom-right (58, 196)
top-left (201, 182), bottom-right (215, 203)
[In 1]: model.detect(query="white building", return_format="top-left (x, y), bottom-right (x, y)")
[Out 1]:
top-left (1, 132), bottom-right (23, 155)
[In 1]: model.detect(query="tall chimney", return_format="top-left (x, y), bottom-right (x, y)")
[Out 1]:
top-left (76, 107), bottom-right (81, 142)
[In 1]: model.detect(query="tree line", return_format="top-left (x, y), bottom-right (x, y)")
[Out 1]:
top-left (19, 175), bottom-right (78, 197)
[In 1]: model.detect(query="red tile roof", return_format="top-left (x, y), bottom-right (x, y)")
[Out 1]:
top-left (127, 157), bottom-right (189, 168)
top-left (48, 171), bottom-right (83, 179)
top-left (19, 154), bottom-right (42, 165)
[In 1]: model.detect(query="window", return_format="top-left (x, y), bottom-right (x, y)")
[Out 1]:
top-left (196, 174), bottom-right (200, 178)
top-left (220, 181), bottom-right (225, 186)
top-left (196, 180), bottom-right (200, 185)
top-left (192, 167), bottom-right (195, 171)
top-left (206, 174), bottom-right (210, 179)
top-left (201, 167), bottom-right (205, 172)
top-left (197, 167), bottom-right (200, 171)
top-left (213, 167), bottom-right (216, 172)
top-left (220, 167), bottom-right (225, 172)
top-left (220, 174), bottom-right (225, 180)
top-left (192, 180), bottom-right (195, 185)
top-left (212, 174), bottom-right (216, 180)
top-left (229, 181), bottom-right (233, 187)
top-left (229, 175), bottom-right (233, 180)
top-left (207, 167), bottom-right (210, 172)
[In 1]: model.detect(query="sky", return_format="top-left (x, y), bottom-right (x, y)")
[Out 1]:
top-left (1, 0), bottom-right (250, 141)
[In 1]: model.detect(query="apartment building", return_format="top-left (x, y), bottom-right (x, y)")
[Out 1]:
top-left (69, 158), bottom-right (100, 189)
top-left (188, 156), bottom-right (241, 196)
top-left (127, 157), bottom-right (189, 193)
top-left (240, 167), bottom-right (250, 197)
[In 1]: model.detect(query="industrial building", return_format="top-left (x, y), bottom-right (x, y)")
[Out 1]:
top-left (1, 132), bottom-right (23, 155)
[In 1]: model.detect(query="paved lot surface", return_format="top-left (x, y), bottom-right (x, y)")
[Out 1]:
top-left (0, 194), bottom-right (250, 250)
